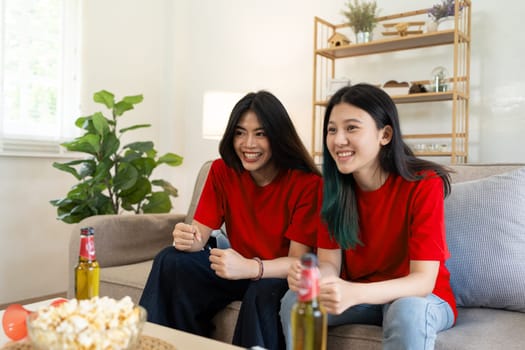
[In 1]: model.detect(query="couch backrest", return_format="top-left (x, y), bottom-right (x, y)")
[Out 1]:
top-left (185, 160), bottom-right (213, 224)
top-left (449, 163), bottom-right (525, 183)
top-left (183, 163), bottom-right (525, 221)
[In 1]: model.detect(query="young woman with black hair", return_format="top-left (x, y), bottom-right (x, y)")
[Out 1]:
top-left (140, 90), bottom-right (322, 350)
top-left (280, 83), bottom-right (456, 350)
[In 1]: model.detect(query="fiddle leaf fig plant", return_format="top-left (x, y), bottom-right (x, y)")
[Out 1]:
top-left (50, 90), bottom-right (183, 224)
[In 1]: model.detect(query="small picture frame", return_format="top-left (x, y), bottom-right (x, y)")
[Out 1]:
top-left (326, 78), bottom-right (351, 99)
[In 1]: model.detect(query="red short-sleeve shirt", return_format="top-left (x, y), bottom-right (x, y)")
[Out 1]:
top-left (318, 172), bottom-right (457, 320)
top-left (194, 159), bottom-right (323, 260)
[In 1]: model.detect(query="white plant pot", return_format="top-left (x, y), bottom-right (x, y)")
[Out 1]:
top-left (426, 20), bottom-right (438, 33)
top-left (356, 31), bottom-right (372, 44)
top-left (437, 16), bottom-right (455, 31)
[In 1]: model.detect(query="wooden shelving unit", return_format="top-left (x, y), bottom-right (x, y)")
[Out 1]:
top-left (312, 2), bottom-right (471, 164)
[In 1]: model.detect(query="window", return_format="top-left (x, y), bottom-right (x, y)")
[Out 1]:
top-left (0, 0), bottom-right (80, 156)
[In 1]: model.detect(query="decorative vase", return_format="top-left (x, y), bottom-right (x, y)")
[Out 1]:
top-left (437, 16), bottom-right (455, 31)
top-left (426, 20), bottom-right (438, 33)
top-left (356, 31), bottom-right (372, 44)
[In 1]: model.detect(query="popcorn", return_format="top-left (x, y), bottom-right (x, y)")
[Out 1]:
top-left (28, 296), bottom-right (145, 350)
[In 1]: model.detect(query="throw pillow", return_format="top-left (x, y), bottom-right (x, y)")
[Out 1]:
top-left (445, 166), bottom-right (525, 312)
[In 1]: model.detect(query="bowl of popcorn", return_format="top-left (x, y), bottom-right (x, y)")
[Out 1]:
top-left (26, 296), bottom-right (146, 350)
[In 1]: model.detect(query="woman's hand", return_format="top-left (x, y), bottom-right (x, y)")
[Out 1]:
top-left (209, 248), bottom-right (257, 280)
top-left (172, 222), bottom-right (202, 251)
top-left (319, 276), bottom-right (356, 315)
top-left (286, 258), bottom-right (302, 292)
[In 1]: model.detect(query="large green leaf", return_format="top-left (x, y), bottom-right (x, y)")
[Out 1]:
top-left (61, 134), bottom-right (101, 155)
top-left (124, 141), bottom-right (154, 154)
top-left (142, 192), bottom-right (172, 213)
top-left (92, 159), bottom-right (113, 183)
top-left (78, 160), bottom-right (97, 179)
top-left (57, 211), bottom-right (89, 224)
top-left (113, 163), bottom-right (139, 191)
top-left (63, 184), bottom-right (90, 201)
top-left (101, 132), bottom-right (120, 159)
top-left (131, 157), bottom-right (156, 177)
top-left (55, 199), bottom-right (92, 224)
top-left (114, 101), bottom-right (134, 116)
top-left (93, 90), bottom-right (115, 109)
top-left (120, 177), bottom-right (152, 205)
top-left (50, 197), bottom-right (76, 208)
top-left (92, 112), bottom-right (110, 136)
top-left (122, 94), bottom-right (144, 105)
top-left (152, 179), bottom-right (178, 197)
top-left (76, 115), bottom-right (98, 134)
top-left (52, 160), bottom-right (83, 179)
top-left (120, 124), bottom-right (151, 134)
top-left (121, 149), bottom-right (142, 163)
top-left (158, 153), bottom-right (183, 167)
top-left (89, 192), bottom-right (115, 215)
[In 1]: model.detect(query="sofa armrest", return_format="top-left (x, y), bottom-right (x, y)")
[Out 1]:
top-left (68, 213), bottom-right (185, 297)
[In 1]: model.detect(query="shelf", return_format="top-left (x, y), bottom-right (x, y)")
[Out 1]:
top-left (414, 151), bottom-right (467, 157)
top-left (313, 150), bottom-right (466, 158)
top-left (316, 30), bottom-right (469, 59)
top-left (312, 3), bottom-right (471, 164)
top-left (315, 91), bottom-right (468, 106)
top-left (403, 133), bottom-right (467, 139)
top-left (414, 151), bottom-right (451, 157)
top-left (392, 91), bottom-right (467, 103)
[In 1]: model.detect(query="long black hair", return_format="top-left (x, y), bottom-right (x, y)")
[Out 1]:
top-left (219, 90), bottom-right (320, 176)
top-left (321, 83), bottom-right (451, 249)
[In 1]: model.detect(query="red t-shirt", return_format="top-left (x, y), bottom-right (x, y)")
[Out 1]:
top-left (318, 171), bottom-right (457, 320)
top-left (194, 159), bottom-right (322, 260)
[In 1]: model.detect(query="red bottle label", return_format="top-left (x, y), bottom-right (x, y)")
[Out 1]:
top-left (79, 235), bottom-right (96, 260)
top-left (298, 267), bottom-right (320, 302)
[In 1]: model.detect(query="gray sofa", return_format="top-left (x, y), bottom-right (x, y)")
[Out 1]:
top-left (68, 162), bottom-right (525, 349)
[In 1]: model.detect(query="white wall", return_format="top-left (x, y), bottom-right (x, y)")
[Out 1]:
top-left (1, 0), bottom-right (524, 304)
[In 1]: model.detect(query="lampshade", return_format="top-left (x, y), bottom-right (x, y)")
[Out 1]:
top-left (202, 91), bottom-right (244, 140)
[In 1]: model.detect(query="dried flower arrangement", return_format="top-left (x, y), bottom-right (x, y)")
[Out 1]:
top-left (428, 0), bottom-right (462, 22)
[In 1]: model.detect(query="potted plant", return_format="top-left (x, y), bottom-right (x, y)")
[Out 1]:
top-left (50, 90), bottom-right (183, 224)
top-left (428, 0), bottom-right (461, 31)
top-left (342, 0), bottom-right (379, 43)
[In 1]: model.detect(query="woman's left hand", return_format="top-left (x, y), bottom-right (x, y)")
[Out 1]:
top-left (319, 275), bottom-right (356, 315)
top-left (209, 248), bottom-right (255, 280)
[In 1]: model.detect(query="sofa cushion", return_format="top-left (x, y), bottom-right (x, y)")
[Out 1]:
top-left (436, 308), bottom-right (525, 349)
top-left (445, 167), bottom-right (525, 312)
top-left (99, 261), bottom-right (153, 304)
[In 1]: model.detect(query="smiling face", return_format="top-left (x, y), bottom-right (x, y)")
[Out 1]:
top-left (326, 102), bottom-right (392, 189)
top-left (233, 110), bottom-right (277, 186)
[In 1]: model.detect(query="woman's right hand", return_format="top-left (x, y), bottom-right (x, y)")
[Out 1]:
top-left (172, 222), bottom-right (202, 251)
top-left (286, 258), bottom-right (302, 292)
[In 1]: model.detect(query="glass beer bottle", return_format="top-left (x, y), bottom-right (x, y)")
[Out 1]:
top-left (75, 226), bottom-right (100, 299)
top-left (291, 253), bottom-right (327, 350)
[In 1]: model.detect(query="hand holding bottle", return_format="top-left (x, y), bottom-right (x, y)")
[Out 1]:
top-left (287, 258), bottom-right (303, 292)
top-left (291, 253), bottom-right (327, 350)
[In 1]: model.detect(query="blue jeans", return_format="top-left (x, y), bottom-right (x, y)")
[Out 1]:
top-left (280, 289), bottom-right (454, 350)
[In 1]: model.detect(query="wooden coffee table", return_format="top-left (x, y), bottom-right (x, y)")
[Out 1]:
top-left (1, 299), bottom-right (242, 350)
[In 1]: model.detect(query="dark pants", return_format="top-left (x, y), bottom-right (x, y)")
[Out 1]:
top-left (139, 247), bottom-right (288, 350)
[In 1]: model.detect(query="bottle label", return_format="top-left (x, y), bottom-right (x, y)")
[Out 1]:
top-left (298, 267), bottom-right (320, 302)
top-left (79, 235), bottom-right (96, 260)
